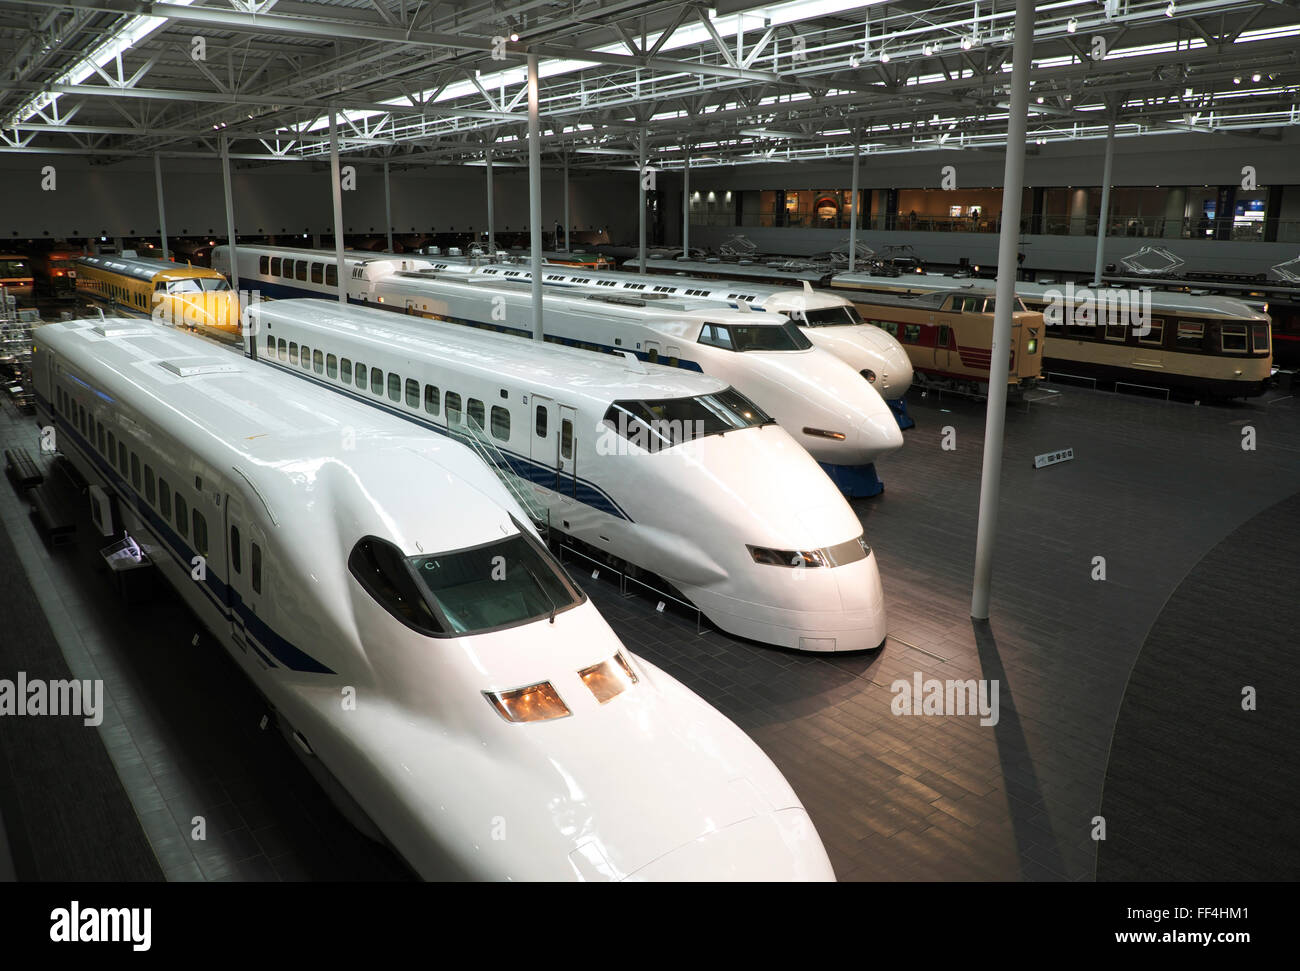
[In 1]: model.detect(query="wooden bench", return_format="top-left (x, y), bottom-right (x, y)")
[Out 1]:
top-left (29, 487), bottom-right (75, 546)
top-left (4, 446), bottom-right (43, 490)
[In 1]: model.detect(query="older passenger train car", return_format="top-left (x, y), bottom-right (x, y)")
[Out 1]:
top-left (33, 316), bottom-right (835, 882)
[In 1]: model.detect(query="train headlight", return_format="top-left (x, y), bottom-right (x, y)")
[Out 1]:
top-left (578, 653), bottom-right (638, 704)
top-left (484, 681), bottom-right (571, 723)
top-left (748, 546), bottom-right (826, 568)
top-left (861, 368), bottom-right (877, 383)
top-left (1027, 339), bottom-right (1038, 354)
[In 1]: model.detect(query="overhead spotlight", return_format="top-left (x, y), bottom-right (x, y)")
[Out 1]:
top-left (922, 43), bottom-right (934, 56)
top-left (1067, 17), bottom-right (1078, 33)
top-left (961, 35), bottom-right (973, 50)
top-left (1037, 95), bottom-right (1044, 103)
top-left (1166, 1), bottom-right (1176, 15)
top-left (505, 16), bottom-right (521, 42)
top-left (1004, 28), bottom-right (1013, 41)
top-left (1252, 72), bottom-right (1262, 82)
top-left (1234, 76), bottom-right (1242, 84)
top-left (880, 50), bottom-right (890, 63)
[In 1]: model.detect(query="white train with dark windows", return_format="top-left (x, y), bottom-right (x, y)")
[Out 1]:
top-left (246, 298), bottom-right (888, 654)
top-left (216, 243), bottom-right (905, 497)
top-left (32, 317), bottom-right (835, 881)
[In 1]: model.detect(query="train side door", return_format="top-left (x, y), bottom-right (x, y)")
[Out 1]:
top-left (223, 490), bottom-right (255, 653)
top-left (530, 395), bottom-right (556, 493)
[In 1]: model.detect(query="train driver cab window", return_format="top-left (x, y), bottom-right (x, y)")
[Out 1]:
top-left (387, 372), bottom-right (402, 402)
top-left (193, 510), bottom-right (209, 557)
top-left (1139, 318), bottom-right (1165, 346)
top-left (251, 543), bottom-right (262, 594)
top-left (371, 367), bottom-right (384, 396)
top-left (295, 260), bottom-right (308, 281)
top-left (270, 257), bottom-right (281, 276)
top-left (1220, 323), bottom-right (1248, 353)
top-left (313, 349), bottom-right (324, 374)
top-left (446, 392), bottom-right (462, 425)
top-left (341, 358), bottom-right (353, 383)
top-left (561, 418), bottom-right (574, 459)
top-left (311, 263), bottom-right (323, 285)
top-left (289, 342), bottom-right (299, 365)
top-left (278, 338), bottom-right (287, 361)
top-left (259, 256), bottom-right (270, 274)
top-left (158, 478), bottom-right (171, 520)
top-left (1176, 321), bottom-right (1205, 350)
top-left (424, 384), bottom-right (440, 415)
top-left (327, 354), bottom-right (338, 379)
top-left (348, 537), bottom-right (443, 636)
top-left (325, 265), bottom-right (338, 287)
top-left (1252, 324), bottom-right (1270, 354)
top-left (697, 323), bottom-right (733, 350)
top-left (230, 526), bottom-right (241, 574)
top-left (467, 398), bottom-right (485, 430)
top-left (405, 379), bottom-right (420, 408)
top-left (902, 324), bottom-right (921, 344)
top-left (490, 407), bottom-right (511, 441)
top-left (175, 493), bottom-right (189, 539)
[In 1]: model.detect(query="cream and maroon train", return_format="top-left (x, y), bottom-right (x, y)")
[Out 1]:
top-left (831, 272), bottom-right (1272, 399)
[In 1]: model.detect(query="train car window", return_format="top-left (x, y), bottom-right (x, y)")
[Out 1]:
top-left (468, 398), bottom-right (485, 430)
top-left (561, 419), bottom-right (574, 459)
top-left (145, 466), bottom-right (156, 505)
top-left (270, 257), bottom-right (281, 276)
top-left (1220, 323), bottom-right (1248, 353)
top-left (117, 442), bottom-right (128, 475)
top-left (259, 256), bottom-right (270, 274)
top-left (347, 537), bottom-right (444, 636)
top-left (405, 378), bottom-right (420, 408)
top-left (311, 263), bottom-right (323, 285)
top-left (278, 338), bottom-right (287, 361)
top-left (536, 406), bottom-right (548, 438)
top-left (266, 334), bottom-right (275, 355)
top-left (938, 324), bottom-right (952, 348)
top-left (96, 424), bottom-right (105, 454)
top-left (490, 406), bottom-right (510, 441)
top-left (446, 392), bottom-right (462, 425)
top-left (341, 358), bottom-right (353, 383)
top-left (1176, 321), bottom-right (1205, 350)
top-left (387, 372), bottom-right (401, 402)
top-left (158, 478), bottom-right (171, 520)
top-left (327, 354), bottom-right (338, 379)
top-left (78, 403), bottom-right (86, 434)
top-left (230, 526), bottom-right (242, 574)
top-left (193, 511), bottom-right (209, 557)
top-left (130, 454), bottom-right (141, 489)
top-left (1251, 324), bottom-right (1270, 353)
top-left (175, 493), bottom-right (189, 539)
top-left (1139, 319), bottom-right (1165, 346)
top-left (251, 543), bottom-right (262, 594)
top-left (313, 349), bottom-right (324, 374)
top-left (355, 362), bottom-right (367, 390)
top-left (107, 430), bottom-right (116, 459)
top-left (424, 384), bottom-right (440, 415)
top-left (325, 265), bottom-right (338, 287)
top-left (962, 296), bottom-right (982, 313)
top-left (697, 323), bottom-right (733, 349)
top-left (902, 324), bottom-right (921, 344)
top-left (1104, 321), bottom-right (1128, 342)
top-left (302, 345), bottom-right (313, 370)
top-left (295, 260), bottom-right (308, 281)
top-left (289, 342), bottom-right (299, 365)
top-left (371, 367), bottom-right (384, 396)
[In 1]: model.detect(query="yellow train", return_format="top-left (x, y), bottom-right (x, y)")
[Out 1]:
top-left (75, 254), bottom-right (242, 342)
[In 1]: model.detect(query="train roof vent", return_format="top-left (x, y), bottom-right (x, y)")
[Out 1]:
top-left (159, 357), bottom-right (240, 378)
top-left (586, 293), bottom-right (647, 307)
top-left (91, 324), bottom-right (152, 338)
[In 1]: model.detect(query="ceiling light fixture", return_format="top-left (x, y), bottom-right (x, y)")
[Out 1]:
top-left (1067, 18), bottom-right (1078, 33)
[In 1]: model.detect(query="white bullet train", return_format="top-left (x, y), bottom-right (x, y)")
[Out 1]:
top-left (217, 244), bottom-right (905, 495)
top-left (33, 316), bottom-right (835, 881)
top-left (246, 297), bottom-right (889, 653)
top-left (211, 243), bottom-right (436, 301)
top-left (423, 259), bottom-right (915, 400)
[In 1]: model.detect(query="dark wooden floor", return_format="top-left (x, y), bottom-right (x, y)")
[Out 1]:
top-left (2, 373), bottom-right (1298, 881)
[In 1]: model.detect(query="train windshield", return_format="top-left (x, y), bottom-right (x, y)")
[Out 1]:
top-left (697, 320), bottom-right (813, 351)
top-left (164, 278), bottom-right (231, 293)
top-left (407, 530), bottom-right (583, 634)
top-left (802, 306), bottom-right (864, 327)
top-left (602, 388), bottom-right (774, 452)
top-left (0, 259), bottom-right (30, 277)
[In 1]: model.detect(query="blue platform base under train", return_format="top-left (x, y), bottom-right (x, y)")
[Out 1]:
top-left (820, 462), bottom-right (884, 498)
top-left (888, 396), bottom-right (916, 430)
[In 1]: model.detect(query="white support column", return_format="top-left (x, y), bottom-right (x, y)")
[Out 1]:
top-left (638, 126), bottom-right (647, 274)
top-left (562, 149), bottom-right (570, 252)
top-left (848, 132), bottom-right (861, 272)
top-left (328, 107), bottom-right (347, 307)
top-left (220, 134), bottom-right (239, 295)
top-left (527, 53), bottom-right (544, 341)
top-left (682, 146), bottom-right (690, 258)
top-left (485, 144), bottom-right (496, 255)
top-left (383, 159), bottom-right (394, 254)
top-left (970, 0), bottom-right (1034, 621)
top-left (1093, 121), bottom-right (1117, 286)
top-left (154, 152), bottom-right (169, 261)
